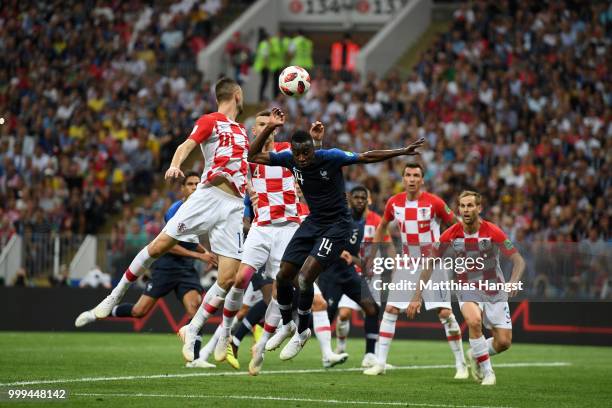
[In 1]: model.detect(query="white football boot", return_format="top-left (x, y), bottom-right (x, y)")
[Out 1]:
top-left (265, 321), bottom-right (296, 351)
top-left (178, 325), bottom-right (197, 362)
top-left (481, 370), bottom-right (496, 385)
top-left (279, 328), bottom-right (311, 360)
top-left (322, 352), bottom-right (349, 368)
top-left (74, 310), bottom-right (96, 327)
top-left (93, 294), bottom-right (120, 319)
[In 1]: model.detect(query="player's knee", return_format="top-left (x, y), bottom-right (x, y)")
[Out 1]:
top-left (131, 305), bottom-right (148, 318)
top-left (496, 334), bottom-right (512, 352)
top-left (312, 295), bottom-right (327, 311)
top-left (465, 315), bottom-right (482, 330)
top-left (298, 273), bottom-right (313, 291)
top-left (338, 307), bottom-right (352, 321)
top-left (362, 300), bottom-right (379, 317)
top-left (437, 308), bottom-right (452, 320)
top-left (384, 305), bottom-right (400, 315)
top-left (217, 275), bottom-right (235, 290)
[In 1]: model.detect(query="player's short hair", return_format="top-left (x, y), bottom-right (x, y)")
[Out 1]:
top-left (350, 185), bottom-right (369, 197)
top-left (291, 130), bottom-right (312, 145)
top-left (182, 171), bottom-right (200, 184)
top-left (255, 110), bottom-right (271, 117)
top-left (404, 162), bottom-right (424, 176)
top-left (214, 77), bottom-right (240, 103)
top-left (458, 190), bottom-right (481, 205)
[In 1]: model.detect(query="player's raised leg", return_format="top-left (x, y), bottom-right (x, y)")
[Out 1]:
top-left (93, 233), bottom-right (177, 318)
top-left (181, 254), bottom-right (240, 361)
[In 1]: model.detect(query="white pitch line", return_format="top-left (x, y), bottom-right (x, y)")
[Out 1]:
top-left (72, 392), bottom-right (511, 408)
top-left (0, 362), bottom-right (570, 387)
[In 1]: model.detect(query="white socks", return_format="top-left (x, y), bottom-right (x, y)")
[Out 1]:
top-left (376, 312), bottom-right (398, 365)
top-left (111, 247), bottom-right (155, 298)
top-left (336, 317), bottom-right (350, 350)
top-left (440, 313), bottom-right (466, 367)
top-left (313, 310), bottom-right (332, 359)
top-left (190, 282), bottom-right (227, 332)
top-left (201, 324), bottom-right (224, 360)
top-left (469, 336), bottom-right (493, 374)
top-left (256, 299), bottom-right (281, 351)
top-left (222, 287), bottom-right (244, 336)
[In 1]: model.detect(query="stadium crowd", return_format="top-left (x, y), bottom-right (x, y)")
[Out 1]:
top-left (0, 1), bottom-right (609, 297)
top-left (0, 1), bottom-right (248, 266)
top-left (262, 0), bottom-right (610, 297)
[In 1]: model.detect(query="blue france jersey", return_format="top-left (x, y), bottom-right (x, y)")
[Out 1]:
top-left (269, 148), bottom-right (359, 224)
top-left (152, 200), bottom-right (199, 270)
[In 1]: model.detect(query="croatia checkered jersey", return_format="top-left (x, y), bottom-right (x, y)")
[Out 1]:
top-left (436, 220), bottom-right (517, 290)
top-left (188, 112), bottom-right (249, 196)
top-left (364, 210), bottom-right (390, 243)
top-left (249, 142), bottom-right (308, 226)
top-left (383, 191), bottom-right (454, 257)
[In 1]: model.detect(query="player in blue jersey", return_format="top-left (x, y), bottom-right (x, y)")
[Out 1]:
top-left (74, 172), bottom-right (218, 328)
top-left (247, 108), bottom-right (424, 360)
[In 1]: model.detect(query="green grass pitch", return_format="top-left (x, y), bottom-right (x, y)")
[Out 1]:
top-left (0, 332), bottom-right (611, 407)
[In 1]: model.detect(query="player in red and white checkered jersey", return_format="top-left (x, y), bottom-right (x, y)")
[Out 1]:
top-left (365, 162), bottom-right (468, 378)
top-left (209, 111), bottom-right (346, 373)
top-left (408, 191), bottom-right (525, 385)
top-left (84, 78), bottom-right (249, 362)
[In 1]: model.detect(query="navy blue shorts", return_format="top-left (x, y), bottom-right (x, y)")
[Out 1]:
top-left (282, 217), bottom-right (351, 269)
top-left (144, 267), bottom-right (203, 300)
top-left (251, 267), bottom-right (273, 291)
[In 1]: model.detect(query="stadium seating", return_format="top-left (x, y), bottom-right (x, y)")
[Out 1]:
top-left (0, 0), bottom-right (253, 281)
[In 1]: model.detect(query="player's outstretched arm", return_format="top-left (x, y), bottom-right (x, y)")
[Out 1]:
top-left (356, 137), bottom-right (425, 164)
top-left (508, 252), bottom-right (526, 297)
top-left (310, 121), bottom-right (324, 149)
top-left (248, 107), bottom-right (285, 164)
top-left (165, 139), bottom-right (198, 179)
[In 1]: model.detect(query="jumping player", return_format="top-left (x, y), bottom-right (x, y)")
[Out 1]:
top-left (81, 78), bottom-right (250, 364)
top-left (364, 163), bottom-right (467, 377)
top-left (248, 107), bottom-right (424, 361)
top-left (408, 190), bottom-right (525, 385)
top-left (74, 172), bottom-right (218, 327)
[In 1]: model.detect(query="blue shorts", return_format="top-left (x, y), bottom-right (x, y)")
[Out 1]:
top-left (282, 217), bottom-right (351, 269)
top-left (144, 267), bottom-right (202, 300)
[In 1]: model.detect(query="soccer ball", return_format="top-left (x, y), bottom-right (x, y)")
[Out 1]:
top-left (278, 66), bottom-right (311, 97)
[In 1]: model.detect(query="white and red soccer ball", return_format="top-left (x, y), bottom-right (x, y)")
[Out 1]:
top-left (278, 65), bottom-right (311, 97)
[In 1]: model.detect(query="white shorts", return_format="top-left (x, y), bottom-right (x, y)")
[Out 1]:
top-left (243, 282), bottom-right (263, 307)
top-left (163, 185), bottom-right (244, 260)
top-left (459, 301), bottom-right (512, 330)
top-left (241, 222), bottom-right (299, 280)
top-left (385, 267), bottom-right (451, 312)
top-left (338, 294), bottom-right (361, 311)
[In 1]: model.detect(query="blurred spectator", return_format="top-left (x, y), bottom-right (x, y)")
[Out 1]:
top-left (254, 28), bottom-right (271, 101)
top-left (225, 31), bottom-right (252, 85)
